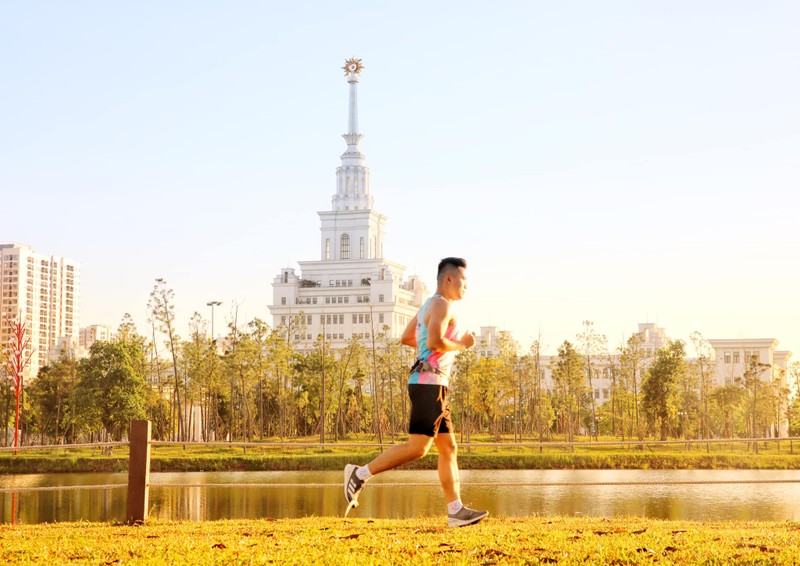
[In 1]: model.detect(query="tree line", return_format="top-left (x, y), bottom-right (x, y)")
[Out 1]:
top-left (3, 282), bottom-right (799, 446)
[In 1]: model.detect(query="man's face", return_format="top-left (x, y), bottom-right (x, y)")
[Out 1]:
top-left (447, 266), bottom-right (467, 300)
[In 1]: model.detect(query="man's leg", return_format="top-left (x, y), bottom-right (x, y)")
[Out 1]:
top-left (344, 434), bottom-right (433, 506)
top-left (366, 434), bottom-right (433, 474)
top-left (435, 432), bottom-right (489, 527)
top-left (434, 432), bottom-right (460, 504)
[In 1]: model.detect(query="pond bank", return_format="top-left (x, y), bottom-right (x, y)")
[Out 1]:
top-left (2, 449), bottom-right (800, 474)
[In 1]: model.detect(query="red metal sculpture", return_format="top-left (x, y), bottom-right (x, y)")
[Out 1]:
top-left (4, 314), bottom-right (32, 454)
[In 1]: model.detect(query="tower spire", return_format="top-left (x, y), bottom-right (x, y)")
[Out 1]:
top-left (333, 57), bottom-right (372, 212)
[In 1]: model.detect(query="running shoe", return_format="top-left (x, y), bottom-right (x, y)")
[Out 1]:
top-left (343, 464), bottom-right (366, 506)
top-left (448, 506), bottom-right (489, 527)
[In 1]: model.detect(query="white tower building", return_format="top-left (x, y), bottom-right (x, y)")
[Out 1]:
top-left (268, 59), bottom-right (427, 345)
top-left (0, 243), bottom-right (81, 378)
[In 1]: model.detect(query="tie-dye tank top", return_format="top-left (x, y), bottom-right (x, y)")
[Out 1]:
top-left (408, 294), bottom-right (460, 387)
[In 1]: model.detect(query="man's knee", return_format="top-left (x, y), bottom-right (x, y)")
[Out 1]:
top-left (414, 444), bottom-right (431, 459)
top-left (437, 436), bottom-right (457, 457)
top-left (408, 436), bottom-right (432, 459)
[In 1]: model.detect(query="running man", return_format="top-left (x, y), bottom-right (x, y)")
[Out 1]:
top-left (344, 257), bottom-right (489, 527)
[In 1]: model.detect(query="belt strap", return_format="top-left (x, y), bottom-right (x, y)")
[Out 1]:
top-left (409, 358), bottom-right (445, 376)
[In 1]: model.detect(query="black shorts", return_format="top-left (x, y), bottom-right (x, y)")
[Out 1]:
top-left (408, 384), bottom-right (452, 437)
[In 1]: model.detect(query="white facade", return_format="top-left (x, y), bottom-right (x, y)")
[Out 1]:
top-left (528, 327), bottom-right (793, 435)
top-left (707, 338), bottom-right (792, 436)
top-left (268, 60), bottom-right (428, 344)
top-left (79, 324), bottom-right (116, 351)
top-left (533, 322), bottom-right (667, 404)
top-left (0, 243), bottom-right (81, 378)
top-left (475, 326), bottom-right (513, 359)
top-left (707, 338), bottom-right (792, 389)
top-left (47, 325), bottom-right (115, 362)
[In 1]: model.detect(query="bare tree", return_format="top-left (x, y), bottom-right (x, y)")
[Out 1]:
top-left (577, 320), bottom-right (607, 440)
top-left (148, 279), bottom-right (184, 440)
top-left (690, 331), bottom-right (714, 445)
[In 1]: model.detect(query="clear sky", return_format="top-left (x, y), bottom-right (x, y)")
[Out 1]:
top-left (1, 2), bottom-right (798, 358)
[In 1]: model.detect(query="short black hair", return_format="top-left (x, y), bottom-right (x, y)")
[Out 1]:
top-left (437, 257), bottom-right (467, 280)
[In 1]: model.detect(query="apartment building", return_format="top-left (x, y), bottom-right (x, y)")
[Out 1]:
top-left (0, 243), bottom-right (80, 378)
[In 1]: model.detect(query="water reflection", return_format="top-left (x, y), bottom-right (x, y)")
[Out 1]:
top-left (2, 469), bottom-right (800, 524)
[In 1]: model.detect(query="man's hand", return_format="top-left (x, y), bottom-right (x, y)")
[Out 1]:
top-left (459, 332), bottom-right (475, 350)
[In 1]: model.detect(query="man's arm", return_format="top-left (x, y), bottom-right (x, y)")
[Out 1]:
top-left (425, 297), bottom-right (475, 353)
top-left (400, 315), bottom-right (417, 348)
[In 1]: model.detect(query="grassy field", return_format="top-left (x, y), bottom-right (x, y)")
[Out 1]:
top-left (2, 436), bottom-right (800, 473)
top-left (2, 516), bottom-right (799, 564)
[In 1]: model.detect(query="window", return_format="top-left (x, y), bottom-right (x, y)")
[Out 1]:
top-left (307, 315), bottom-right (312, 324)
top-left (359, 314), bottom-right (364, 324)
top-left (733, 351), bottom-right (740, 364)
top-left (344, 297), bottom-right (349, 303)
top-left (325, 239), bottom-right (331, 260)
top-left (325, 297), bottom-right (330, 304)
top-left (724, 352), bottom-right (731, 364)
top-left (594, 389), bottom-right (600, 399)
top-left (603, 389), bottom-right (609, 399)
top-left (353, 314), bottom-right (358, 323)
top-left (281, 297), bottom-right (286, 305)
top-left (281, 316), bottom-right (286, 324)
top-left (341, 234), bottom-right (350, 259)
top-left (378, 294), bottom-right (384, 302)
top-left (360, 237), bottom-right (365, 259)
top-left (379, 314), bottom-right (384, 323)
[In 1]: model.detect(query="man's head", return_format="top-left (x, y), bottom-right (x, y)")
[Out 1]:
top-left (436, 257), bottom-right (468, 300)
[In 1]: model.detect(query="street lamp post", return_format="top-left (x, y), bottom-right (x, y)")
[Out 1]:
top-left (677, 410), bottom-right (686, 440)
top-left (206, 301), bottom-right (222, 342)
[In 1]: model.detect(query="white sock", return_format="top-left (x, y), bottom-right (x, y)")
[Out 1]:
top-left (447, 500), bottom-right (463, 515)
top-left (356, 465), bottom-right (373, 481)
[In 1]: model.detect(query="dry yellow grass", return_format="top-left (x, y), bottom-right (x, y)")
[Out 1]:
top-left (2, 515), bottom-right (800, 564)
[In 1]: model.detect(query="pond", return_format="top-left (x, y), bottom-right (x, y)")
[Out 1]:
top-left (2, 469), bottom-right (799, 524)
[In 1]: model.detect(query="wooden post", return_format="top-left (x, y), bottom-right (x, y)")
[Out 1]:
top-left (126, 419), bottom-right (151, 524)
